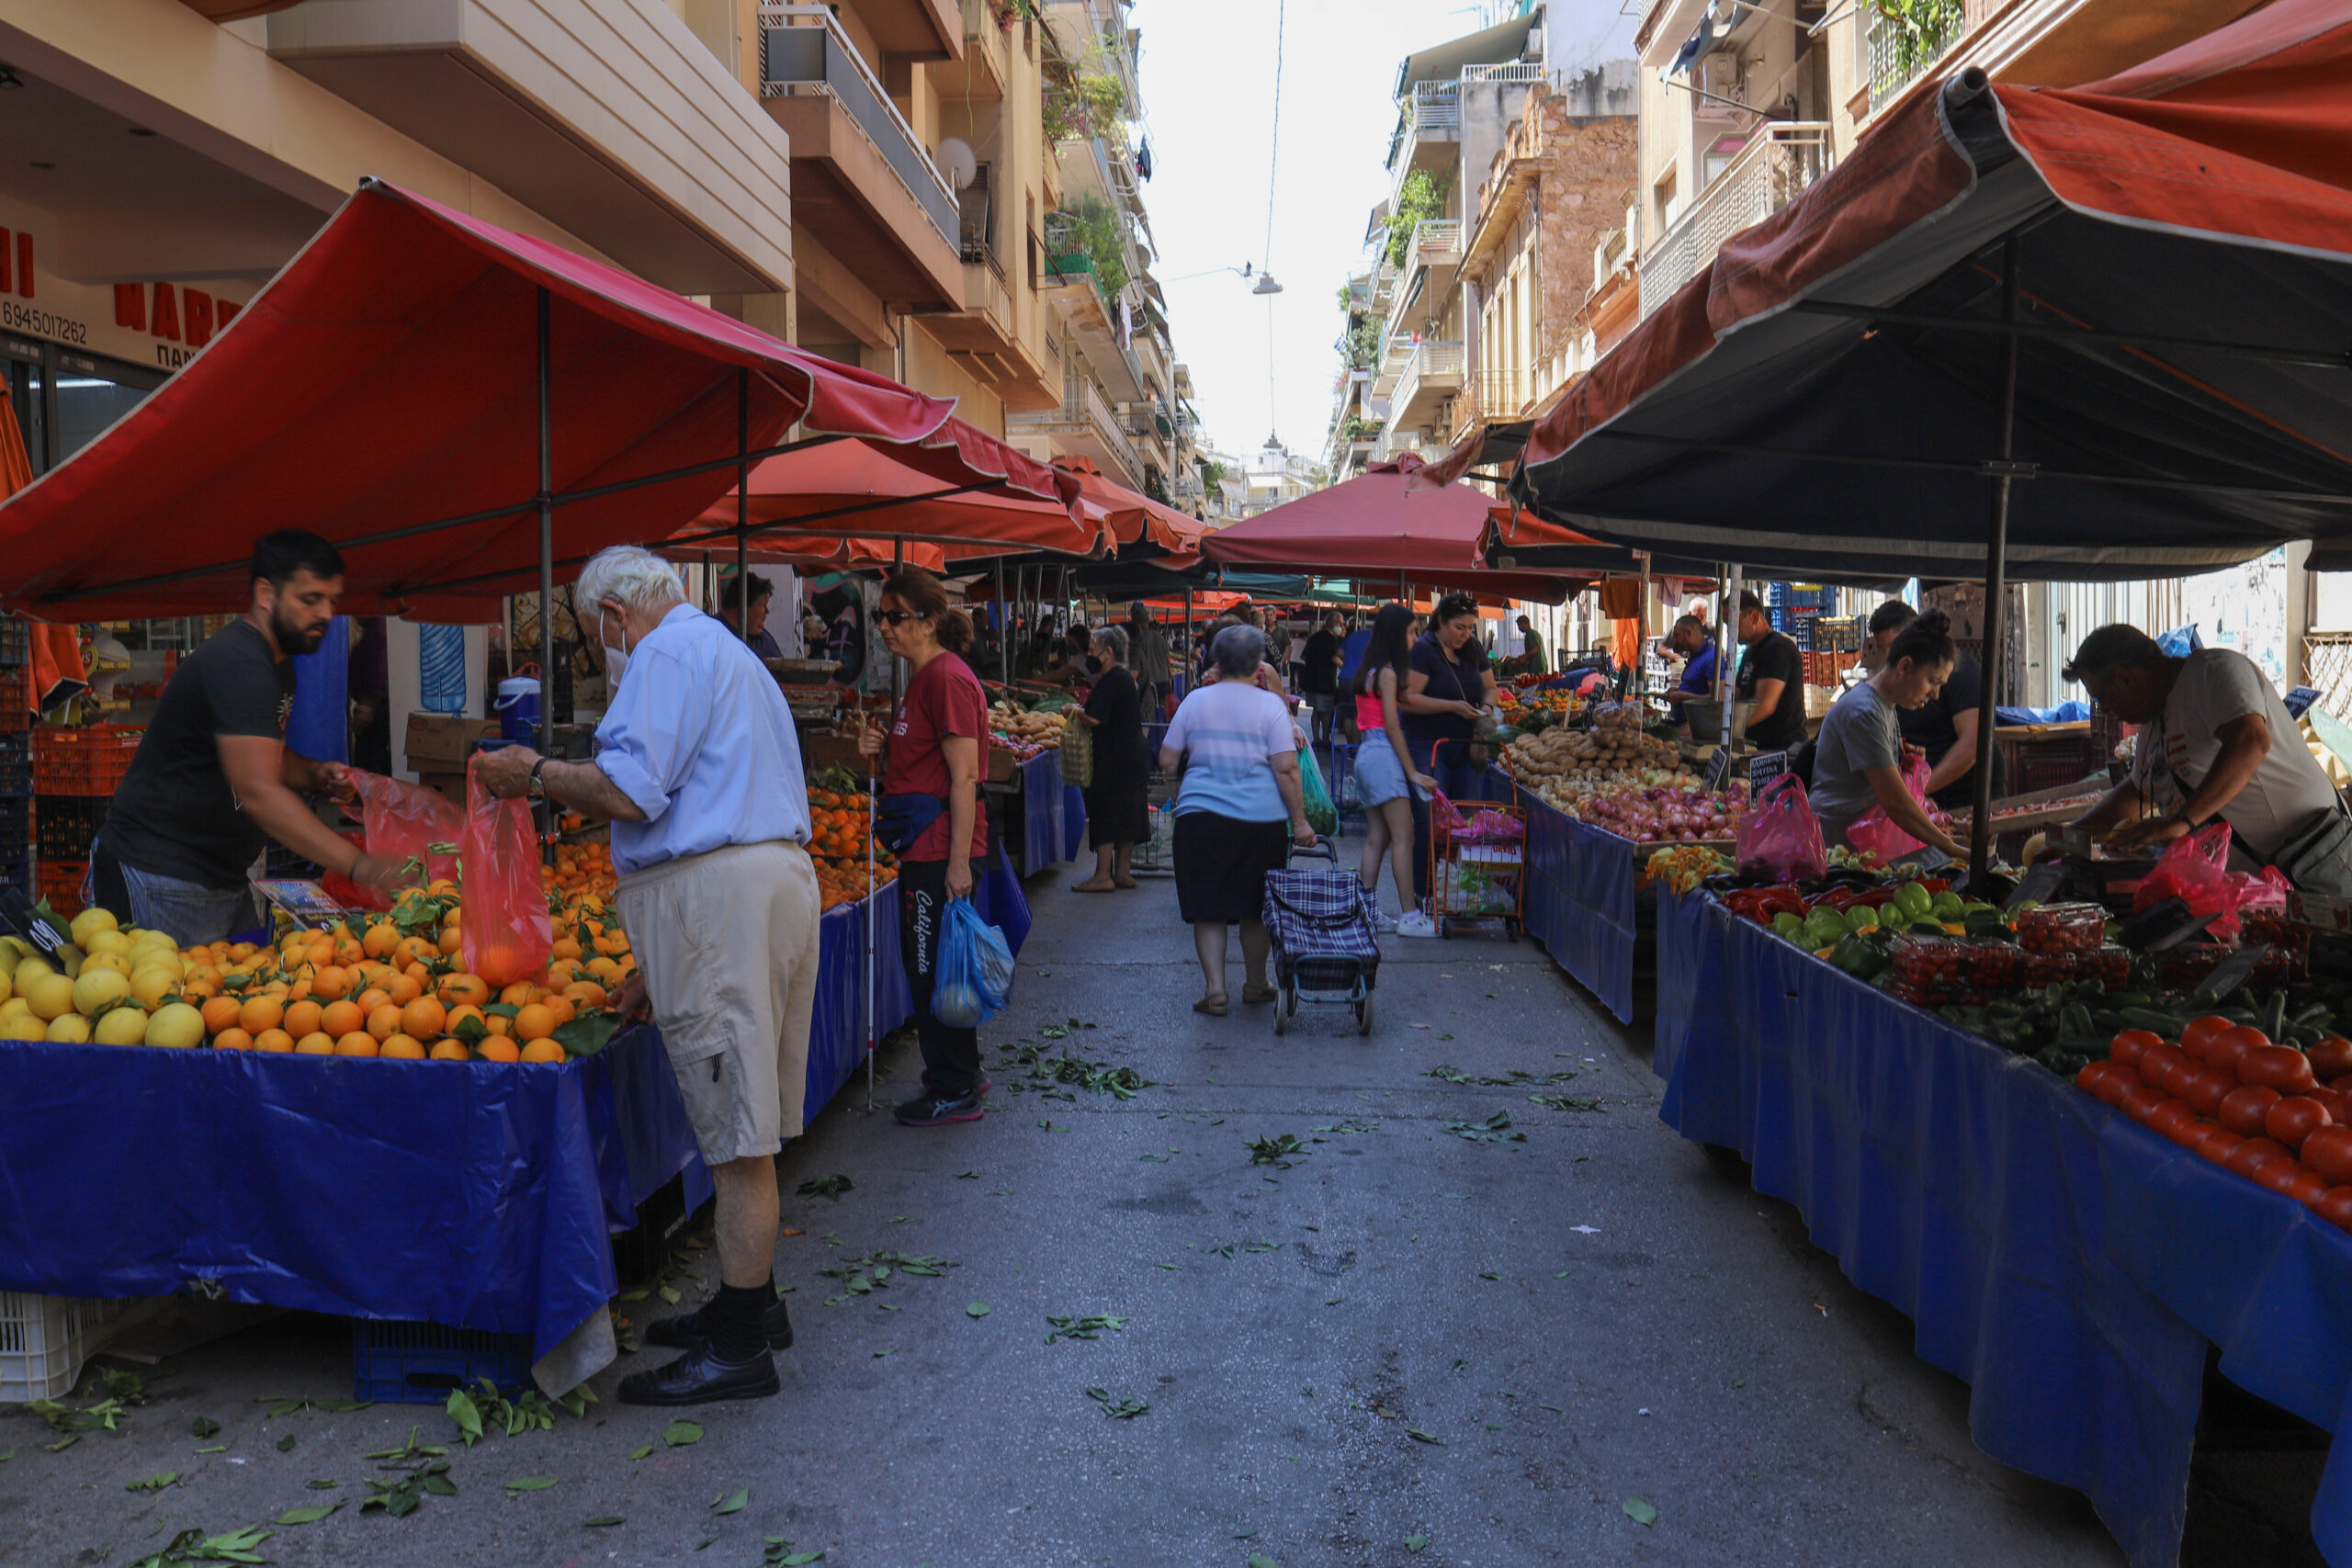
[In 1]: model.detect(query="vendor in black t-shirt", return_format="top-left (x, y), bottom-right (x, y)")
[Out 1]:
top-left (1863, 600), bottom-right (2003, 809)
top-left (1733, 590), bottom-right (1808, 752)
top-left (95, 530), bottom-right (413, 943)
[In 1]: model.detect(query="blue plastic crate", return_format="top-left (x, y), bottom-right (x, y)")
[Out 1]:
top-left (351, 1319), bottom-right (534, 1404)
top-left (0, 617), bottom-right (25, 670)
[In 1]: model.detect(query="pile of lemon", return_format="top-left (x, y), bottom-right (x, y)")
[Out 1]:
top-left (0, 908), bottom-right (209, 1047)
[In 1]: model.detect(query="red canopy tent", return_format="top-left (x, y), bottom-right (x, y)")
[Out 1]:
top-left (0, 179), bottom-right (1080, 626)
top-left (1051, 456), bottom-right (1208, 563)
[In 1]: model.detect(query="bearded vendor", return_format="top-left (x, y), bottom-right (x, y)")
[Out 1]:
top-left (91, 530), bottom-right (412, 942)
top-left (2064, 624), bottom-right (2352, 894)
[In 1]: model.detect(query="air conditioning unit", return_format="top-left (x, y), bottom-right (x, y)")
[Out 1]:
top-left (1699, 53), bottom-right (1742, 104)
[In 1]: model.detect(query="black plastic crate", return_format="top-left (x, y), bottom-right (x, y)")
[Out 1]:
top-left (609, 1171), bottom-right (710, 1289)
top-left (34, 795), bottom-right (105, 862)
top-left (351, 1319), bottom-right (533, 1404)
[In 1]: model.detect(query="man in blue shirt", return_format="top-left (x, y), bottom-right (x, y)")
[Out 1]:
top-left (1662, 614), bottom-right (1718, 728)
top-left (477, 546), bottom-right (820, 1407)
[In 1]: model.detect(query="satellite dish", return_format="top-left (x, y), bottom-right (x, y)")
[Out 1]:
top-left (937, 138), bottom-right (978, 191)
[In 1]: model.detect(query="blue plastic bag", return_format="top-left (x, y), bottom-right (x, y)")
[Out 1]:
top-left (934, 897), bottom-right (1014, 1029)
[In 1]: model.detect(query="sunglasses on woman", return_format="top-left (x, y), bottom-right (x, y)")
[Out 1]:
top-left (876, 609), bottom-right (929, 626)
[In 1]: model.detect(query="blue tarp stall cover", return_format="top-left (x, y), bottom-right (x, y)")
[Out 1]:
top-left (1655, 888), bottom-right (2352, 1566)
top-left (1507, 774), bottom-right (1639, 1023)
top-left (1015, 750), bottom-right (1065, 871)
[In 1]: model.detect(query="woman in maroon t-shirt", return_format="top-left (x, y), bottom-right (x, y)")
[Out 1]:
top-left (858, 570), bottom-right (993, 1128)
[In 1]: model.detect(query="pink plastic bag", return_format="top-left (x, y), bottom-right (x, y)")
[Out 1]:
top-left (2131, 821), bottom-right (2286, 940)
top-left (333, 771), bottom-right (465, 909)
top-left (1736, 773), bottom-right (1828, 882)
top-left (1846, 750), bottom-right (1935, 864)
top-left (459, 756), bottom-right (553, 987)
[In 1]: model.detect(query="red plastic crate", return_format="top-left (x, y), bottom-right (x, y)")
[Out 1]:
top-left (36, 858), bottom-right (85, 919)
top-left (33, 727), bottom-right (142, 795)
top-left (0, 667), bottom-right (29, 733)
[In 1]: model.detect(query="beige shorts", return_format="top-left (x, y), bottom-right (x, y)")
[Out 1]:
top-left (616, 840), bottom-right (822, 1164)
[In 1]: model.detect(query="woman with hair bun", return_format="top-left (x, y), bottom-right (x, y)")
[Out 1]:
top-left (1808, 608), bottom-right (1966, 858)
top-left (857, 570), bottom-right (993, 1127)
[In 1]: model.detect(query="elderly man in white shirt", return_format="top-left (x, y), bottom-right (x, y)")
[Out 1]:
top-left (476, 545), bottom-right (820, 1405)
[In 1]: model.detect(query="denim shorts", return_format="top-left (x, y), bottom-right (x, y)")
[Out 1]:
top-left (1351, 730), bottom-right (1414, 808)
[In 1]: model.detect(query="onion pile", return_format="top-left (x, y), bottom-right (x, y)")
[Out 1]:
top-left (1571, 784), bottom-right (1746, 843)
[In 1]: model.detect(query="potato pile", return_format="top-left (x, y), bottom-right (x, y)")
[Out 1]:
top-left (1505, 705), bottom-right (1684, 796)
top-left (989, 701), bottom-right (1065, 761)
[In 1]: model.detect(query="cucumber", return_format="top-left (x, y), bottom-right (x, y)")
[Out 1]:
top-left (2109, 992), bottom-right (2154, 1009)
top-left (2120, 1007), bottom-right (2188, 1037)
top-left (2262, 991), bottom-right (2290, 1041)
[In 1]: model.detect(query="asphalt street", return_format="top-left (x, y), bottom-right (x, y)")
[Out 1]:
top-left (0, 839), bottom-right (2301, 1567)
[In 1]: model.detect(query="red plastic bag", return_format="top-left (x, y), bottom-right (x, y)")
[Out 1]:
top-left (459, 756), bottom-right (552, 987)
top-left (337, 771), bottom-right (465, 909)
top-left (1736, 773), bottom-right (1828, 882)
top-left (1846, 750), bottom-right (1935, 864)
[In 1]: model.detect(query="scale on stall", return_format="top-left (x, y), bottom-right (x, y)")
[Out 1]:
top-left (251, 879), bottom-right (357, 929)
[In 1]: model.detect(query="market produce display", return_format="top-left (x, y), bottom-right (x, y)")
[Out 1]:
top-left (989, 699), bottom-right (1065, 761)
top-left (807, 778), bottom-right (899, 910)
top-left (2077, 1011), bottom-right (2352, 1232)
top-left (1504, 706), bottom-right (1744, 838)
top-left (0, 889), bottom-right (628, 1064)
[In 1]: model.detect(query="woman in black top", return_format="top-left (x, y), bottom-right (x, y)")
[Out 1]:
top-left (1072, 626), bottom-right (1149, 892)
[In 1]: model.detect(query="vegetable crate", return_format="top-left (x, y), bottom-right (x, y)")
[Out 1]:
top-left (33, 726), bottom-right (143, 795)
top-left (352, 1319), bottom-right (535, 1404)
top-left (1428, 792), bottom-right (1526, 942)
top-left (34, 794), bottom-right (104, 861)
top-left (0, 1292), bottom-right (157, 1403)
top-left (0, 666), bottom-right (29, 732)
top-left (36, 857), bottom-right (85, 919)
top-left (0, 731), bottom-right (27, 795)
top-left (0, 615), bottom-right (26, 669)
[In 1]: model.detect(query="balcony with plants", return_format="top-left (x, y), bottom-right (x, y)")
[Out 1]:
top-left (1865, 0), bottom-right (1967, 114)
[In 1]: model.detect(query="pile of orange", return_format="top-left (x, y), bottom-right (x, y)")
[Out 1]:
top-left (806, 787), bottom-right (898, 911)
top-left (540, 837), bottom-right (617, 901)
top-left (186, 877), bottom-right (631, 1065)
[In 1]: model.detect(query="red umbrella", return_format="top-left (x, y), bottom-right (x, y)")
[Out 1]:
top-left (1051, 456), bottom-right (1207, 562)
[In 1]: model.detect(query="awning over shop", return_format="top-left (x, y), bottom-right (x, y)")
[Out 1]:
top-left (1510, 0), bottom-right (2352, 580)
top-left (0, 179), bottom-right (1080, 622)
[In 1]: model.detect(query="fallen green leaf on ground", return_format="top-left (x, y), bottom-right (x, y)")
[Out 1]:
top-left (1442, 1111), bottom-right (1526, 1145)
top-left (712, 1486), bottom-right (749, 1514)
top-left (763, 1540), bottom-right (826, 1565)
top-left (627, 1443), bottom-right (653, 1460)
top-left (1405, 1427), bottom-right (1443, 1445)
top-left (125, 1471), bottom-right (177, 1491)
top-left (1529, 1093), bottom-right (1605, 1111)
top-left (583, 1515), bottom-right (625, 1527)
top-left (188, 1416), bottom-right (221, 1439)
top-left (966, 1301), bottom-right (991, 1318)
top-left (663, 1420), bottom-right (704, 1447)
top-left (505, 1475), bottom-right (558, 1493)
top-left (1085, 1386), bottom-right (1149, 1419)
top-left (127, 1526), bottom-right (274, 1568)
top-left (797, 1174), bottom-right (854, 1200)
top-left (276, 1433), bottom-right (296, 1452)
top-left (1406, 1534), bottom-right (1430, 1553)
top-left (274, 1504), bottom-right (340, 1525)
top-left (1623, 1496), bottom-right (1658, 1527)
top-left (1044, 1314), bottom-right (1129, 1343)
top-left (1247, 1134), bottom-right (1307, 1168)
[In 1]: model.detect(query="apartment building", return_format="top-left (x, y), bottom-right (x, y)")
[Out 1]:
top-left (1325, 4), bottom-right (1636, 476)
top-left (1002, 0), bottom-right (1186, 507)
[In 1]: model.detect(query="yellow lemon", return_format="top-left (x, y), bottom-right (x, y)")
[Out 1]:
top-left (26, 973), bottom-right (76, 1021)
top-left (44, 1012), bottom-right (91, 1043)
top-left (68, 908), bottom-right (119, 947)
top-left (83, 929), bottom-right (131, 959)
top-left (0, 996), bottom-right (28, 1020)
top-left (13, 956), bottom-right (54, 996)
top-left (0, 966), bottom-right (12, 1007)
top-left (0, 1011), bottom-right (46, 1041)
top-left (143, 1002), bottom-right (205, 1049)
top-left (81, 951), bottom-right (130, 977)
top-left (129, 967), bottom-right (180, 1010)
top-left (92, 1007), bottom-right (149, 1046)
top-left (128, 944), bottom-right (182, 979)
top-left (72, 967), bottom-right (132, 1016)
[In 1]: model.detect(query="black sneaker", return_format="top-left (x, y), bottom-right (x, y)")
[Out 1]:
top-left (895, 1090), bottom-right (984, 1127)
top-left (643, 1292), bottom-right (794, 1352)
top-left (615, 1342), bottom-right (781, 1405)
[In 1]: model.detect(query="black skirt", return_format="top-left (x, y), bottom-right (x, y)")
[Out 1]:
top-left (1172, 810), bottom-right (1290, 924)
top-left (1085, 782), bottom-right (1150, 850)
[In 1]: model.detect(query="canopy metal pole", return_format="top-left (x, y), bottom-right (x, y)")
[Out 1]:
top-left (1968, 236), bottom-right (2023, 890)
top-left (1720, 563), bottom-right (1743, 758)
top-left (1637, 550), bottom-right (1652, 705)
top-left (535, 288), bottom-right (555, 859)
top-left (735, 368), bottom-right (751, 642)
top-left (997, 557), bottom-right (1011, 687)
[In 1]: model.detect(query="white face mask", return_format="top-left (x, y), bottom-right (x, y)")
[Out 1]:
top-left (600, 607), bottom-right (630, 683)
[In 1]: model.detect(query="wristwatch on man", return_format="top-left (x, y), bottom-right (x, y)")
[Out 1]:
top-left (527, 758), bottom-right (549, 801)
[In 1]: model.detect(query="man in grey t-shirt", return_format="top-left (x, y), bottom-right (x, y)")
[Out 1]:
top-left (2065, 625), bottom-right (2350, 891)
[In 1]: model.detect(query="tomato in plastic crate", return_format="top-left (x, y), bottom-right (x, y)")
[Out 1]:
top-left (1890, 933), bottom-right (1967, 990)
top-left (1963, 939), bottom-right (2021, 989)
top-left (2156, 943), bottom-right (2223, 990)
top-left (2019, 948), bottom-right (2079, 988)
top-left (2017, 902), bottom-right (2107, 954)
top-left (2079, 944), bottom-right (2132, 989)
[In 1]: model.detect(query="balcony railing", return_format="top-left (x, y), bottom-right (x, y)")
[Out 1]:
top-left (760, 5), bottom-right (959, 247)
top-left (1394, 340), bottom-right (1466, 417)
top-left (1408, 219), bottom-right (1464, 270)
top-left (1369, 261), bottom-right (1401, 315)
top-left (1867, 0), bottom-right (1966, 111)
top-left (1371, 334), bottom-right (1419, 398)
top-left (1386, 78), bottom-right (1462, 175)
top-left (1079, 376), bottom-right (1146, 485)
top-left (1636, 122), bottom-right (1831, 320)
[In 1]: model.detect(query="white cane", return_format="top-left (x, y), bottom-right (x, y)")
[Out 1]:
top-left (865, 731), bottom-right (877, 1114)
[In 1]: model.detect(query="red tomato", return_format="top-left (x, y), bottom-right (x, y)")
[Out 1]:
top-left (2309, 1036), bottom-right (2352, 1079)
top-left (2095, 1070), bottom-right (2135, 1108)
top-left (2267, 1095), bottom-right (2334, 1151)
top-left (2193, 1127), bottom-right (2245, 1165)
top-left (2286, 1169), bottom-right (2332, 1207)
top-left (2109, 1030), bottom-right (2161, 1071)
top-left (2241, 1045), bottom-right (2318, 1093)
top-left (2256, 1160), bottom-right (2308, 1197)
top-left (2315, 1186), bottom-right (2352, 1232)
top-left (2167, 1114), bottom-right (2217, 1149)
top-left (2075, 1061), bottom-right (2123, 1097)
top-left (2181, 1015), bottom-right (2241, 1057)
top-left (2225, 1136), bottom-right (2293, 1179)
top-left (2119, 1084), bottom-right (2170, 1122)
top-left (2302, 1124), bottom-right (2352, 1187)
top-left (2311, 1087), bottom-right (2349, 1123)
top-left (2180, 1068), bottom-right (2235, 1117)
top-left (2139, 1043), bottom-right (2189, 1088)
top-left (2146, 1100), bottom-right (2199, 1140)
top-left (2211, 1024), bottom-right (2274, 1073)
top-left (2218, 1085), bottom-right (2283, 1138)
top-left (2331, 1073), bottom-right (2352, 1096)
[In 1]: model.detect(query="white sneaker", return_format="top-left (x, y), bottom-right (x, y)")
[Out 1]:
top-left (1372, 912), bottom-right (1397, 934)
top-left (1394, 911), bottom-right (1437, 939)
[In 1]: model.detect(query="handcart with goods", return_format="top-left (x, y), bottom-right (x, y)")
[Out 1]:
top-left (1428, 756), bottom-right (1527, 942)
top-left (1261, 843), bottom-right (1379, 1036)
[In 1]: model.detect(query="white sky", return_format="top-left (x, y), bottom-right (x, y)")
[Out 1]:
top-left (1128, 0), bottom-right (1509, 463)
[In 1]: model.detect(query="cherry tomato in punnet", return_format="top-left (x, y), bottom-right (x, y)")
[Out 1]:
top-left (2146, 1100), bottom-right (2199, 1140)
top-left (2309, 1036), bottom-right (2352, 1079)
top-left (2242, 1045), bottom-right (2318, 1093)
top-left (2267, 1094), bottom-right (2333, 1152)
top-left (2181, 1068), bottom-right (2234, 1117)
top-left (2315, 1186), bottom-right (2352, 1232)
top-left (2302, 1124), bottom-right (2352, 1187)
top-left (2109, 1030), bottom-right (2161, 1071)
top-left (2225, 1136), bottom-right (2293, 1179)
top-left (2194, 1127), bottom-right (2245, 1165)
top-left (2256, 1160), bottom-right (2309, 1197)
top-left (2181, 1015), bottom-right (2239, 1057)
top-left (2139, 1043), bottom-right (2189, 1088)
top-left (2218, 1085), bottom-right (2283, 1138)
top-left (2286, 1169), bottom-right (2333, 1207)
top-left (2120, 1084), bottom-right (2169, 1122)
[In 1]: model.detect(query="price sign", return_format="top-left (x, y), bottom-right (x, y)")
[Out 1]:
top-left (2287, 685), bottom-right (2324, 719)
top-left (2003, 861), bottom-right (2067, 912)
top-left (2193, 943), bottom-right (2272, 1002)
top-left (1747, 750), bottom-right (1790, 790)
top-left (1702, 747), bottom-right (1732, 792)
